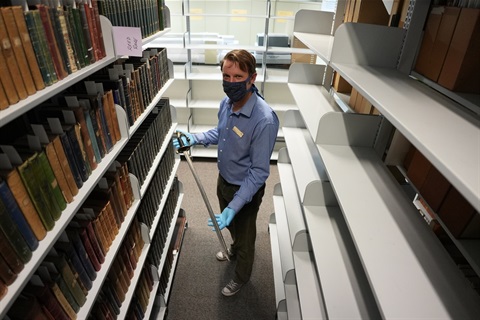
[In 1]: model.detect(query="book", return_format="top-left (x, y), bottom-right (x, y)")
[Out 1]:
top-left (65, 228), bottom-right (97, 282)
top-left (36, 4), bottom-right (68, 80)
top-left (0, 179), bottom-right (39, 250)
top-left (43, 138), bottom-right (74, 203)
top-left (34, 267), bottom-right (78, 320)
top-left (10, 6), bottom-right (45, 91)
top-left (0, 252), bottom-right (17, 286)
top-left (17, 152), bottom-right (56, 229)
top-left (64, 4), bottom-right (88, 69)
top-left (0, 227), bottom-right (24, 274)
top-left (102, 90), bottom-right (121, 144)
top-left (54, 240), bottom-right (92, 291)
top-left (0, 8), bottom-right (28, 100)
top-left (71, 225), bottom-right (102, 271)
top-left (0, 56), bottom-right (16, 108)
top-left (83, 0), bottom-right (100, 61)
top-left (50, 134), bottom-right (79, 197)
top-left (70, 217), bottom-right (105, 264)
top-left (0, 168), bottom-right (47, 240)
top-left (91, 0), bottom-right (106, 58)
top-left (0, 196), bottom-right (32, 264)
top-left (37, 264), bottom-right (80, 313)
top-left (54, 4), bottom-right (79, 73)
top-left (23, 280), bottom-right (70, 320)
top-left (24, 8), bottom-right (57, 86)
top-left (46, 4), bottom-right (72, 75)
top-left (78, 1), bottom-right (95, 65)
top-left (7, 292), bottom-right (52, 320)
top-left (43, 253), bottom-right (87, 307)
top-left (36, 150), bottom-right (67, 214)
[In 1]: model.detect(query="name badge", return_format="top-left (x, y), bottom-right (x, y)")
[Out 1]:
top-left (232, 126), bottom-right (243, 138)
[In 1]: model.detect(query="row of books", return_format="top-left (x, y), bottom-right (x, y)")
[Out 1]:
top-left (125, 264), bottom-right (156, 320)
top-left (147, 177), bottom-right (180, 269)
top-left (98, 0), bottom-right (167, 38)
top-left (90, 177), bottom-right (181, 319)
top-left (84, 47), bottom-right (170, 128)
top-left (3, 163), bottom-right (134, 317)
top-left (157, 214), bottom-right (187, 301)
top-left (137, 146), bottom-right (177, 230)
top-left (117, 98), bottom-right (173, 188)
top-left (0, 1), bottom-right (107, 110)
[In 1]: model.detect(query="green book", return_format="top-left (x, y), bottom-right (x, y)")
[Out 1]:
top-left (24, 10), bottom-right (57, 85)
top-left (43, 254), bottom-right (87, 308)
top-left (17, 153), bottom-right (55, 230)
top-left (37, 150), bottom-right (67, 214)
top-left (66, 5), bottom-right (90, 67)
top-left (0, 197), bottom-right (32, 264)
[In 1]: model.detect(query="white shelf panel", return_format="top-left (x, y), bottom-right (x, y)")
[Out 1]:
top-left (283, 125), bottom-right (327, 198)
top-left (303, 190), bottom-right (380, 319)
top-left (288, 83), bottom-right (339, 140)
top-left (284, 270), bottom-right (302, 320)
top-left (188, 99), bottom-right (221, 108)
top-left (293, 32), bottom-right (334, 64)
top-left (142, 28), bottom-right (172, 49)
top-left (317, 143), bottom-right (480, 318)
top-left (272, 185), bottom-right (294, 282)
top-left (292, 249), bottom-right (325, 319)
top-left (329, 23), bottom-right (480, 212)
top-left (268, 214), bottom-right (286, 308)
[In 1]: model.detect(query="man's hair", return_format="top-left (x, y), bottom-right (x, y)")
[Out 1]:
top-left (220, 49), bottom-right (256, 75)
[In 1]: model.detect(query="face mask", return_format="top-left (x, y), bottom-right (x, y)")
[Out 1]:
top-left (223, 77), bottom-right (251, 102)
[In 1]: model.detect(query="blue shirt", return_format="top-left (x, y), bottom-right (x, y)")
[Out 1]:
top-left (193, 93), bottom-right (279, 213)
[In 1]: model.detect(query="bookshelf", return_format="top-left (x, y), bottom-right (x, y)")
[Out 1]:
top-left (0, 4), bottom-right (187, 319)
top-left (271, 1), bottom-right (480, 318)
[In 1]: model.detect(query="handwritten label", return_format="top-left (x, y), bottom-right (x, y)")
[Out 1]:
top-left (112, 26), bottom-right (143, 57)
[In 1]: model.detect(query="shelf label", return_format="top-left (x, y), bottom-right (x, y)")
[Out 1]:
top-left (112, 26), bottom-right (143, 57)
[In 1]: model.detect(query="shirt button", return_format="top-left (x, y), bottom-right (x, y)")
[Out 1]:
top-left (223, 139), bottom-right (225, 141)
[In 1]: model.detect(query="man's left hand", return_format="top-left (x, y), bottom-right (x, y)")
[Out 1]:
top-left (208, 207), bottom-right (236, 230)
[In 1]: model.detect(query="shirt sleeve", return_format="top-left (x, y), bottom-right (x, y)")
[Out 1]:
top-left (227, 117), bottom-right (279, 213)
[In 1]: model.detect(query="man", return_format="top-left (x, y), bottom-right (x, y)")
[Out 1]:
top-left (173, 49), bottom-right (279, 296)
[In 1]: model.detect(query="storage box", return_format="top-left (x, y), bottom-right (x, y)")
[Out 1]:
top-left (438, 187), bottom-right (476, 237)
top-left (291, 36), bottom-right (316, 64)
top-left (414, 7), bottom-right (461, 81)
top-left (437, 8), bottom-right (480, 93)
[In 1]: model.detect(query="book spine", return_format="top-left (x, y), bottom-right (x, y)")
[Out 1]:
top-left (51, 271), bottom-right (81, 313)
top-left (78, 3), bottom-right (95, 64)
top-left (36, 4), bottom-right (68, 80)
top-left (52, 135), bottom-right (79, 196)
top-left (45, 141), bottom-right (74, 203)
top-left (84, 1), bottom-right (100, 61)
top-left (0, 9), bottom-right (28, 100)
top-left (91, 0), bottom-right (106, 58)
top-left (56, 6), bottom-right (79, 73)
top-left (0, 7), bottom-right (36, 96)
top-left (0, 250), bottom-right (18, 285)
top-left (27, 10), bottom-right (58, 85)
top-left (95, 94), bottom-right (113, 152)
top-left (55, 241), bottom-right (93, 291)
top-left (23, 283), bottom-right (70, 320)
top-left (77, 226), bottom-right (102, 271)
top-left (37, 150), bottom-right (67, 214)
top-left (17, 155), bottom-right (55, 231)
top-left (74, 123), bottom-right (92, 177)
top-left (65, 5), bottom-right (87, 69)
top-left (60, 131), bottom-right (83, 189)
top-left (66, 229), bottom-right (97, 282)
top-left (24, 11), bottom-right (53, 90)
top-left (88, 102), bottom-right (107, 158)
top-left (11, 6), bottom-right (46, 91)
top-left (0, 180), bottom-right (39, 251)
top-left (73, 107), bottom-right (98, 171)
top-left (48, 5), bottom-right (72, 74)
top-left (0, 198), bottom-right (32, 264)
top-left (0, 227), bottom-right (24, 274)
top-left (83, 106), bottom-right (103, 164)
top-left (4, 169), bottom-right (47, 240)
top-left (48, 279), bottom-right (78, 319)
top-left (66, 125), bottom-right (89, 182)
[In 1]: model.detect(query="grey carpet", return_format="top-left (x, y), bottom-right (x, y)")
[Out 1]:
top-left (165, 157), bottom-right (279, 320)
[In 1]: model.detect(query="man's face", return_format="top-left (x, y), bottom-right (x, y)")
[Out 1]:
top-left (222, 60), bottom-right (255, 87)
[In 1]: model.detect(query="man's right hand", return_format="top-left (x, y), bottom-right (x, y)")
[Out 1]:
top-left (173, 130), bottom-right (196, 150)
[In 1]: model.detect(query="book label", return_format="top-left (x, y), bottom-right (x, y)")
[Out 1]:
top-left (112, 27), bottom-right (142, 57)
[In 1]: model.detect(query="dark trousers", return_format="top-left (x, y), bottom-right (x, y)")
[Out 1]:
top-left (217, 175), bottom-right (265, 284)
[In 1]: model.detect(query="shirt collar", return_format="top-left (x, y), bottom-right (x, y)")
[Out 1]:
top-left (228, 93), bottom-right (256, 118)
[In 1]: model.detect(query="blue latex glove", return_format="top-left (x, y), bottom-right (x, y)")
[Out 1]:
top-left (173, 130), bottom-right (196, 150)
top-left (208, 207), bottom-right (236, 230)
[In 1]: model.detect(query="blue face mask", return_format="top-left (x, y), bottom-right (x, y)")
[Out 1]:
top-left (223, 77), bottom-right (251, 102)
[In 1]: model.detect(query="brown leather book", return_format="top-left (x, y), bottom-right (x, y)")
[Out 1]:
top-left (1, 7), bottom-right (37, 96)
top-left (44, 139), bottom-right (74, 203)
top-left (51, 134), bottom-right (79, 197)
top-left (104, 90), bottom-right (121, 144)
top-left (0, 277), bottom-right (7, 300)
top-left (71, 106), bottom-right (98, 171)
top-left (0, 79), bottom-right (9, 110)
top-left (0, 230), bottom-right (24, 274)
top-left (11, 6), bottom-right (46, 91)
top-left (0, 10), bottom-right (27, 100)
